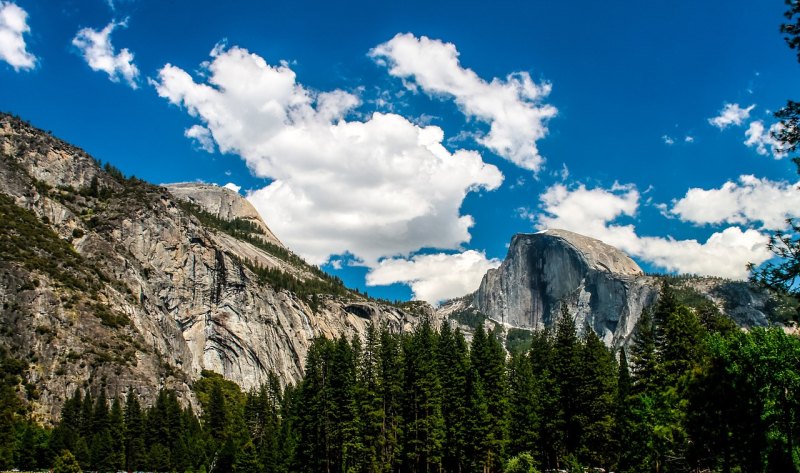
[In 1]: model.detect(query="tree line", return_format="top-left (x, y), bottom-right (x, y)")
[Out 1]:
top-left (2, 283), bottom-right (800, 472)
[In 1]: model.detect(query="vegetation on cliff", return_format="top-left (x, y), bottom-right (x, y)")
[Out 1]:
top-left (3, 284), bottom-right (797, 472)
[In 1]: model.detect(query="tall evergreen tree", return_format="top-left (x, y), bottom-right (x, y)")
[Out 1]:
top-left (471, 324), bottom-right (510, 472)
top-left (402, 317), bottom-right (444, 472)
top-left (438, 323), bottom-right (470, 472)
top-left (551, 305), bottom-right (582, 465)
top-left (123, 389), bottom-right (145, 472)
top-left (575, 328), bottom-right (617, 470)
top-left (507, 350), bottom-right (539, 460)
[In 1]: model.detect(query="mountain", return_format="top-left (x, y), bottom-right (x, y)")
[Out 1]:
top-left (0, 113), bottom-right (430, 422)
top-left (440, 229), bottom-right (776, 346)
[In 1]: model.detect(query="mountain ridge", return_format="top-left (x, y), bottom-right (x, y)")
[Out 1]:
top-left (0, 113), bottom-right (431, 423)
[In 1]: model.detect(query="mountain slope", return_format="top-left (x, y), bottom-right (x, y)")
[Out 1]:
top-left (0, 113), bottom-right (429, 422)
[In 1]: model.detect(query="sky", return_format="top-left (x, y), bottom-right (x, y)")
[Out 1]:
top-left (2, 0), bottom-right (800, 304)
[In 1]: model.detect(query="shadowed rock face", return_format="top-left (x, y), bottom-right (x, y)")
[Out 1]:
top-left (474, 230), bottom-right (659, 346)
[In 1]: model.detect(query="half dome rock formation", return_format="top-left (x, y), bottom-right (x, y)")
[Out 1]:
top-left (474, 230), bottom-right (659, 346)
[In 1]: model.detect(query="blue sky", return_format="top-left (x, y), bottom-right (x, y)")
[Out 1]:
top-left (2, 0), bottom-right (799, 303)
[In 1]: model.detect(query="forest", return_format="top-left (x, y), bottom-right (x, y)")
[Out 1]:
top-left (1, 283), bottom-right (799, 473)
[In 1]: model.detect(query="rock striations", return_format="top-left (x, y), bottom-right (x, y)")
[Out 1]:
top-left (0, 114), bottom-right (429, 423)
top-left (473, 230), bottom-right (658, 345)
top-left (446, 229), bottom-right (772, 347)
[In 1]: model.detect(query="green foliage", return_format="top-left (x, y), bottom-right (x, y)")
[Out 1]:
top-left (448, 305), bottom-right (487, 328)
top-left (0, 193), bottom-right (101, 293)
top-left (52, 449), bottom-right (82, 473)
top-left (506, 327), bottom-right (535, 354)
top-left (504, 452), bottom-right (539, 473)
top-left (24, 299), bottom-right (800, 473)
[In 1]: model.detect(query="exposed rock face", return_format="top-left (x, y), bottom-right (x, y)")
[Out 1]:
top-left (463, 229), bottom-right (772, 347)
top-left (0, 114), bottom-right (429, 423)
top-left (473, 230), bottom-right (658, 345)
top-left (165, 183), bottom-right (285, 249)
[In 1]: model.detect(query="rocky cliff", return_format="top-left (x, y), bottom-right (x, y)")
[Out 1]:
top-left (165, 182), bottom-right (284, 249)
top-left (445, 229), bottom-right (772, 347)
top-left (0, 114), bottom-right (429, 423)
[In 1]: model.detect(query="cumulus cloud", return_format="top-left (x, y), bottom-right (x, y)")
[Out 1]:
top-left (744, 120), bottom-right (785, 158)
top-left (534, 182), bottom-right (772, 279)
top-left (672, 175), bottom-right (800, 230)
top-left (185, 124), bottom-right (215, 153)
top-left (0, 1), bottom-right (36, 71)
top-left (366, 250), bottom-right (500, 304)
top-left (153, 44), bottom-right (503, 266)
top-left (662, 135), bottom-right (675, 145)
top-left (72, 18), bottom-right (139, 88)
top-left (708, 103), bottom-right (755, 129)
top-left (370, 33), bottom-right (557, 172)
top-left (223, 182), bottom-right (241, 193)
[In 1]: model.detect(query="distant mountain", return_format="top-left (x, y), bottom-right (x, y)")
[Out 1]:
top-left (439, 229), bottom-right (782, 347)
top-left (0, 113), bottom-right (430, 423)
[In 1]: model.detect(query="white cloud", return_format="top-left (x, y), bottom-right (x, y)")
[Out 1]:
top-left (744, 120), bottom-right (785, 158)
top-left (223, 182), bottom-right (241, 193)
top-left (370, 33), bottom-right (557, 172)
top-left (684, 135), bottom-right (694, 143)
top-left (0, 1), bottom-right (36, 71)
top-left (72, 18), bottom-right (139, 88)
top-left (708, 103), bottom-right (755, 129)
top-left (366, 250), bottom-right (501, 304)
top-left (671, 175), bottom-right (800, 230)
top-left (185, 124), bottom-right (215, 153)
top-left (534, 182), bottom-right (772, 279)
top-left (153, 44), bottom-right (503, 267)
top-left (662, 135), bottom-right (675, 145)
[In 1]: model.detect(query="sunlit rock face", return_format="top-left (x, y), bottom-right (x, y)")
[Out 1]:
top-left (473, 229), bottom-right (657, 345)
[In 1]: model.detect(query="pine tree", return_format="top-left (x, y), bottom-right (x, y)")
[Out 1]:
top-left (108, 397), bottom-right (125, 471)
top-left (507, 350), bottom-right (539, 460)
top-left (402, 317), bottom-right (444, 472)
top-left (124, 390), bottom-right (146, 472)
top-left (471, 324), bottom-right (510, 472)
top-left (551, 305), bottom-right (581, 464)
top-left (528, 328), bottom-right (561, 470)
top-left (575, 328), bottom-right (616, 470)
top-left (629, 308), bottom-right (658, 394)
top-left (356, 323), bottom-right (385, 473)
top-left (464, 365), bottom-right (491, 473)
top-left (438, 323), bottom-right (470, 472)
top-left (378, 327), bottom-right (404, 472)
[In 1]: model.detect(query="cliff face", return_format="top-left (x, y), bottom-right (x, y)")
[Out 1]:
top-left (164, 182), bottom-right (284, 249)
top-left (473, 230), bottom-right (658, 345)
top-left (0, 114), bottom-right (428, 423)
top-left (463, 229), bottom-right (771, 346)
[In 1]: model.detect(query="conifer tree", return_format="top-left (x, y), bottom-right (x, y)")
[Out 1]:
top-left (123, 389), bottom-right (145, 472)
top-left (438, 323), bottom-right (470, 472)
top-left (507, 350), bottom-right (539, 460)
top-left (378, 327), bottom-right (404, 472)
top-left (471, 324), bottom-right (510, 471)
top-left (576, 328), bottom-right (616, 470)
top-left (552, 305), bottom-right (581, 463)
top-left (402, 317), bottom-right (444, 472)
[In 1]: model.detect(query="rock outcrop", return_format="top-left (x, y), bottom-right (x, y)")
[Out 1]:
top-left (473, 230), bottom-right (658, 345)
top-left (449, 229), bottom-right (772, 347)
top-left (0, 114), bottom-right (430, 423)
top-left (165, 182), bottom-right (285, 249)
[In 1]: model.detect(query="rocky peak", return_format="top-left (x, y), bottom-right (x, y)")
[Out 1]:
top-left (535, 229), bottom-right (643, 276)
top-left (165, 182), bottom-right (284, 249)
